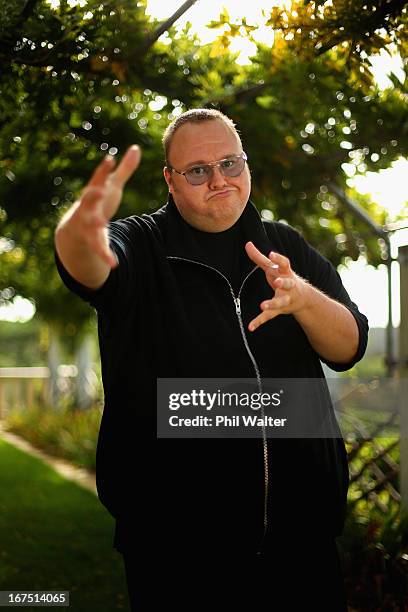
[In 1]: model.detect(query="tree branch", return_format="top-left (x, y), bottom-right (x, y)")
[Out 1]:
top-left (201, 81), bottom-right (269, 109)
top-left (20, 0), bottom-right (40, 22)
top-left (327, 181), bottom-right (387, 238)
top-left (142, 0), bottom-right (199, 52)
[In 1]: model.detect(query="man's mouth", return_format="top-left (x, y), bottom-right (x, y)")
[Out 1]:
top-left (209, 190), bottom-right (235, 199)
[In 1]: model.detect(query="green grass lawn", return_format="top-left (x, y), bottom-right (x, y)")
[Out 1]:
top-left (0, 439), bottom-right (130, 611)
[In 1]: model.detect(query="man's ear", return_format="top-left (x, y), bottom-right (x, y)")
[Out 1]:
top-left (163, 167), bottom-right (173, 193)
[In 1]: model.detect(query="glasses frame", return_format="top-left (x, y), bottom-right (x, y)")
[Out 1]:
top-left (167, 151), bottom-right (248, 186)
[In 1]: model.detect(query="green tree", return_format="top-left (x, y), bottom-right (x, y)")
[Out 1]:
top-left (0, 0), bottom-right (407, 335)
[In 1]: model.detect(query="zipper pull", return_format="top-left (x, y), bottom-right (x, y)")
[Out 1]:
top-left (234, 297), bottom-right (241, 315)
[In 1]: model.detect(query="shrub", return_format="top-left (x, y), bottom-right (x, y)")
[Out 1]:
top-left (4, 404), bottom-right (102, 471)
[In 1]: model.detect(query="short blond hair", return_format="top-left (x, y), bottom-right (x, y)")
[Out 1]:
top-left (162, 108), bottom-right (241, 165)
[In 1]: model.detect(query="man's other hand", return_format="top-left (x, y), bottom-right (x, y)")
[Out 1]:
top-left (72, 145), bottom-right (141, 268)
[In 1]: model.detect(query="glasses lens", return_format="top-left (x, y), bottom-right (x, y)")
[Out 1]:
top-left (221, 156), bottom-right (245, 177)
top-left (185, 166), bottom-right (210, 186)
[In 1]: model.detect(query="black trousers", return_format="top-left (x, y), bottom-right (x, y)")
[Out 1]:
top-left (121, 538), bottom-right (348, 611)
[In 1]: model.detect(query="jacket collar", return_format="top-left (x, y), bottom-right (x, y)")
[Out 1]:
top-left (152, 194), bottom-right (273, 267)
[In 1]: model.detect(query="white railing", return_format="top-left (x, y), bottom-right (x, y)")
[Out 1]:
top-left (0, 366), bottom-right (77, 417)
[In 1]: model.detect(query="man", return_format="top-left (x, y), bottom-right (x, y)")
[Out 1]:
top-left (55, 108), bottom-right (368, 610)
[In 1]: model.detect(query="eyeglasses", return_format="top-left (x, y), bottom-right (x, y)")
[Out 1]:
top-left (167, 152), bottom-right (248, 186)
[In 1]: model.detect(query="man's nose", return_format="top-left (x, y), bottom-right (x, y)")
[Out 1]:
top-left (208, 165), bottom-right (227, 189)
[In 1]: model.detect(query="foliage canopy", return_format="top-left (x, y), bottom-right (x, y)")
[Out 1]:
top-left (0, 0), bottom-right (407, 330)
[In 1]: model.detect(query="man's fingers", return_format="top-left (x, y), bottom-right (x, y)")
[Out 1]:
top-left (273, 277), bottom-right (295, 290)
top-left (87, 229), bottom-right (118, 268)
top-left (111, 145), bottom-right (141, 187)
top-left (80, 186), bottom-right (104, 210)
top-left (88, 156), bottom-right (116, 188)
top-left (261, 294), bottom-right (290, 310)
top-left (93, 245), bottom-right (117, 268)
top-left (77, 190), bottom-right (116, 266)
top-left (268, 251), bottom-right (290, 273)
top-left (87, 144), bottom-right (141, 191)
top-left (98, 247), bottom-right (118, 269)
top-left (80, 187), bottom-right (119, 229)
top-left (79, 187), bottom-right (109, 227)
top-left (245, 242), bottom-right (280, 272)
top-left (249, 310), bottom-right (278, 332)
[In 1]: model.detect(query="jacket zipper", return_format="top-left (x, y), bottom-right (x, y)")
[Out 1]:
top-left (167, 256), bottom-right (269, 553)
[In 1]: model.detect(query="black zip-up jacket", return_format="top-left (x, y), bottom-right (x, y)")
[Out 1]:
top-left (56, 196), bottom-right (369, 555)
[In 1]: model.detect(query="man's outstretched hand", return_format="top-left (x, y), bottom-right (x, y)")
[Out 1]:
top-left (244, 240), bottom-right (360, 364)
top-left (55, 146), bottom-right (141, 290)
top-left (244, 241), bottom-right (310, 332)
top-left (71, 145), bottom-right (141, 268)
